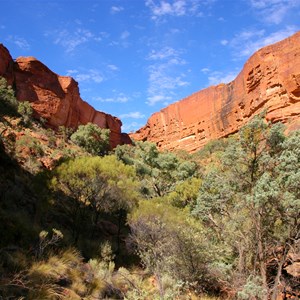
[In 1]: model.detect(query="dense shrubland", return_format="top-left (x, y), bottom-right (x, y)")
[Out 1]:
top-left (0, 77), bottom-right (299, 299)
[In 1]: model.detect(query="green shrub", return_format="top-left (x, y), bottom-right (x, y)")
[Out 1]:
top-left (18, 101), bottom-right (33, 126)
top-left (0, 77), bottom-right (18, 116)
top-left (70, 123), bottom-right (110, 156)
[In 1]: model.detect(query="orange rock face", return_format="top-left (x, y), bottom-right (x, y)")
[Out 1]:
top-left (131, 31), bottom-right (300, 152)
top-left (0, 44), bottom-right (127, 149)
top-left (0, 44), bottom-right (13, 85)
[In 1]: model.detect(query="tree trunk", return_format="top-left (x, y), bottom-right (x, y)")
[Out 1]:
top-left (255, 212), bottom-right (268, 299)
top-left (271, 244), bottom-right (289, 300)
top-left (238, 242), bottom-right (245, 275)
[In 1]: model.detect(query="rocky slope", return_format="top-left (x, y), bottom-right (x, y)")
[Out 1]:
top-left (131, 31), bottom-right (300, 152)
top-left (0, 44), bottom-right (127, 149)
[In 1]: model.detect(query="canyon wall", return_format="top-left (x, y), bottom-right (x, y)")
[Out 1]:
top-left (131, 31), bottom-right (300, 152)
top-left (0, 44), bottom-right (127, 149)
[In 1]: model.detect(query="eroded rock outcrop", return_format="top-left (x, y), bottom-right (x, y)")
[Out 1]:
top-left (0, 44), bottom-right (126, 149)
top-left (131, 31), bottom-right (300, 152)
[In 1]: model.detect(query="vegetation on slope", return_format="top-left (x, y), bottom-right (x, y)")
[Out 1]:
top-left (0, 77), bottom-right (299, 299)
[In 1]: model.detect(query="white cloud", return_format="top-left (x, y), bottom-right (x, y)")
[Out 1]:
top-left (66, 69), bottom-right (104, 83)
top-left (6, 35), bottom-right (30, 50)
top-left (249, 0), bottom-right (300, 24)
top-left (48, 27), bottom-right (102, 53)
top-left (107, 64), bottom-right (119, 71)
top-left (146, 0), bottom-right (186, 17)
top-left (121, 31), bottom-right (130, 40)
top-left (146, 46), bottom-right (189, 105)
top-left (220, 39), bottom-right (228, 46)
top-left (121, 121), bottom-right (143, 133)
top-left (201, 67), bottom-right (210, 73)
top-left (110, 31), bottom-right (131, 48)
top-left (147, 94), bottom-right (173, 106)
top-left (145, 0), bottom-right (206, 20)
top-left (147, 64), bottom-right (189, 105)
top-left (148, 47), bottom-right (185, 63)
top-left (120, 112), bottom-right (146, 119)
top-left (230, 26), bottom-right (297, 58)
top-left (111, 6), bottom-right (124, 14)
top-left (207, 70), bottom-right (238, 86)
top-left (93, 94), bottom-right (129, 103)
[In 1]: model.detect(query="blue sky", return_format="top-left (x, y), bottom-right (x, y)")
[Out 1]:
top-left (1, 0), bottom-right (300, 132)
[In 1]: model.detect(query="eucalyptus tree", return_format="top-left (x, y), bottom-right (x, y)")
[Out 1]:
top-left (50, 155), bottom-right (140, 245)
top-left (193, 116), bottom-right (300, 298)
top-left (70, 123), bottom-right (110, 156)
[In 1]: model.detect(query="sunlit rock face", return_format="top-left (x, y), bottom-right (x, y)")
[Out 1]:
top-left (0, 44), bottom-right (127, 149)
top-left (130, 31), bottom-right (300, 153)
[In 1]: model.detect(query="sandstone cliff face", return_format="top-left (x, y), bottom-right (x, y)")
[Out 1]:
top-left (131, 31), bottom-right (300, 152)
top-left (0, 44), bottom-right (125, 149)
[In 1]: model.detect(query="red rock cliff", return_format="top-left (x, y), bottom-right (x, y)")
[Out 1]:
top-left (131, 31), bottom-right (300, 152)
top-left (0, 44), bottom-right (127, 149)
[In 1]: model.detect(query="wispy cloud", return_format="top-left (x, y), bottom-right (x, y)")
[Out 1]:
top-left (66, 69), bottom-right (104, 83)
top-left (146, 46), bottom-right (189, 105)
top-left (6, 35), bottom-right (30, 50)
top-left (200, 67), bottom-right (210, 74)
top-left (93, 93), bottom-right (129, 103)
top-left (229, 26), bottom-right (297, 58)
top-left (220, 39), bottom-right (229, 46)
top-left (207, 70), bottom-right (238, 86)
top-left (148, 46), bottom-right (185, 63)
top-left (121, 121), bottom-right (144, 133)
top-left (249, 0), bottom-right (300, 24)
top-left (120, 112), bottom-right (146, 119)
top-left (110, 30), bottom-right (131, 48)
top-left (120, 31), bottom-right (130, 40)
top-left (107, 64), bottom-right (119, 71)
top-left (111, 6), bottom-right (124, 14)
top-left (145, 0), bottom-right (206, 20)
top-left (47, 27), bottom-right (102, 53)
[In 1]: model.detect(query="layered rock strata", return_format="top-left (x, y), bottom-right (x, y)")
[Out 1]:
top-left (0, 44), bottom-right (126, 149)
top-left (131, 31), bottom-right (300, 152)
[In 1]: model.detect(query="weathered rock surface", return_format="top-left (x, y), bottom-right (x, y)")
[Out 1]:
top-left (131, 31), bottom-right (300, 152)
top-left (0, 44), bottom-right (127, 149)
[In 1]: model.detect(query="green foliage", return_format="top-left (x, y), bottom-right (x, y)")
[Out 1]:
top-left (50, 155), bottom-right (140, 245)
top-left (193, 116), bottom-right (300, 297)
top-left (166, 177), bottom-right (201, 208)
top-left (195, 138), bottom-right (228, 159)
top-left (17, 101), bottom-right (33, 125)
top-left (0, 77), bottom-right (18, 116)
top-left (51, 155), bottom-right (139, 213)
top-left (15, 133), bottom-right (44, 158)
top-left (1, 90), bottom-right (299, 300)
top-left (129, 199), bottom-right (218, 296)
top-left (116, 141), bottom-right (199, 197)
top-left (237, 275), bottom-right (267, 300)
top-left (70, 122), bottom-right (110, 155)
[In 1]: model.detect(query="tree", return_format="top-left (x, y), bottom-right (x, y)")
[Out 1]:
top-left (70, 123), bottom-right (110, 156)
top-left (129, 199), bottom-right (217, 297)
top-left (0, 77), bottom-right (18, 117)
top-left (166, 177), bottom-right (201, 208)
top-left (17, 101), bottom-right (33, 126)
top-left (115, 141), bottom-right (198, 197)
top-left (50, 155), bottom-right (140, 245)
top-left (193, 116), bottom-right (300, 298)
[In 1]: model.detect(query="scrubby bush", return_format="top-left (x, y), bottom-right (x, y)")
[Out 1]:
top-left (70, 123), bottom-right (110, 156)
